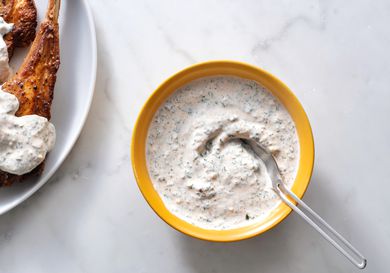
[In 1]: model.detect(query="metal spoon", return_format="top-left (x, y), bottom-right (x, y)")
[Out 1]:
top-left (235, 137), bottom-right (367, 269)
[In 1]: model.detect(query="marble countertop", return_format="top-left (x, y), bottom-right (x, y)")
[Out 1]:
top-left (1, 0), bottom-right (389, 272)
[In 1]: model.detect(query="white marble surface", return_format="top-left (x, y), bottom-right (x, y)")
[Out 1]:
top-left (0, 0), bottom-right (389, 272)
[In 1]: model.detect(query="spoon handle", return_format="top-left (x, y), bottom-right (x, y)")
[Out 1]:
top-left (275, 183), bottom-right (367, 269)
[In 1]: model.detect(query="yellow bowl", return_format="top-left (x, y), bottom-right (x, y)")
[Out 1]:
top-left (131, 60), bottom-right (314, 242)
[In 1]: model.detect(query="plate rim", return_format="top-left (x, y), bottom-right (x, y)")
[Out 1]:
top-left (0, 0), bottom-right (97, 215)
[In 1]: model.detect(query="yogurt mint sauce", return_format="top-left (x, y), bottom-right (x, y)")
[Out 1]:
top-left (146, 76), bottom-right (299, 230)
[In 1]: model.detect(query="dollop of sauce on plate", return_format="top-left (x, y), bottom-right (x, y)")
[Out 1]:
top-left (0, 89), bottom-right (56, 175)
top-left (0, 16), bottom-right (56, 175)
top-left (146, 76), bottom-right (299, 230)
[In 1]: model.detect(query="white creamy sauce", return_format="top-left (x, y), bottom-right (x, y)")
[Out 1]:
top-left (146, 76), bottom-right (300, 230)
top-left (0, 17), bottom-right (56, 175)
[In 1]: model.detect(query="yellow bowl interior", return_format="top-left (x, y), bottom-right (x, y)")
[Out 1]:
top-left (131, 60), bottom-right (314, 242)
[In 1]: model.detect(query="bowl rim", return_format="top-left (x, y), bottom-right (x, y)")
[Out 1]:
top-left (131, 60), bottom-right (315, 242)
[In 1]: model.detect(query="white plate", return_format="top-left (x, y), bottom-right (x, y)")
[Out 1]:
top-left (0, 0), bottom-right (97, 214)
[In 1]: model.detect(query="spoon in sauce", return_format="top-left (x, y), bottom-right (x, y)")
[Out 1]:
top-left (233, 137), bottom-right (367, 269)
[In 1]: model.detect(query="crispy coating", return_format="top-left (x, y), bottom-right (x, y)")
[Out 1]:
top-left (0, 0), bottom-right (38, 58)
top-left (0, 0), bottom-right (60, 186)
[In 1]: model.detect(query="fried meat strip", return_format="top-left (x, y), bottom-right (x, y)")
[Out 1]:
top-left (0, 0), bottom-right (60, 186)
top-left (0, 0), bottom-right (38, 58)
